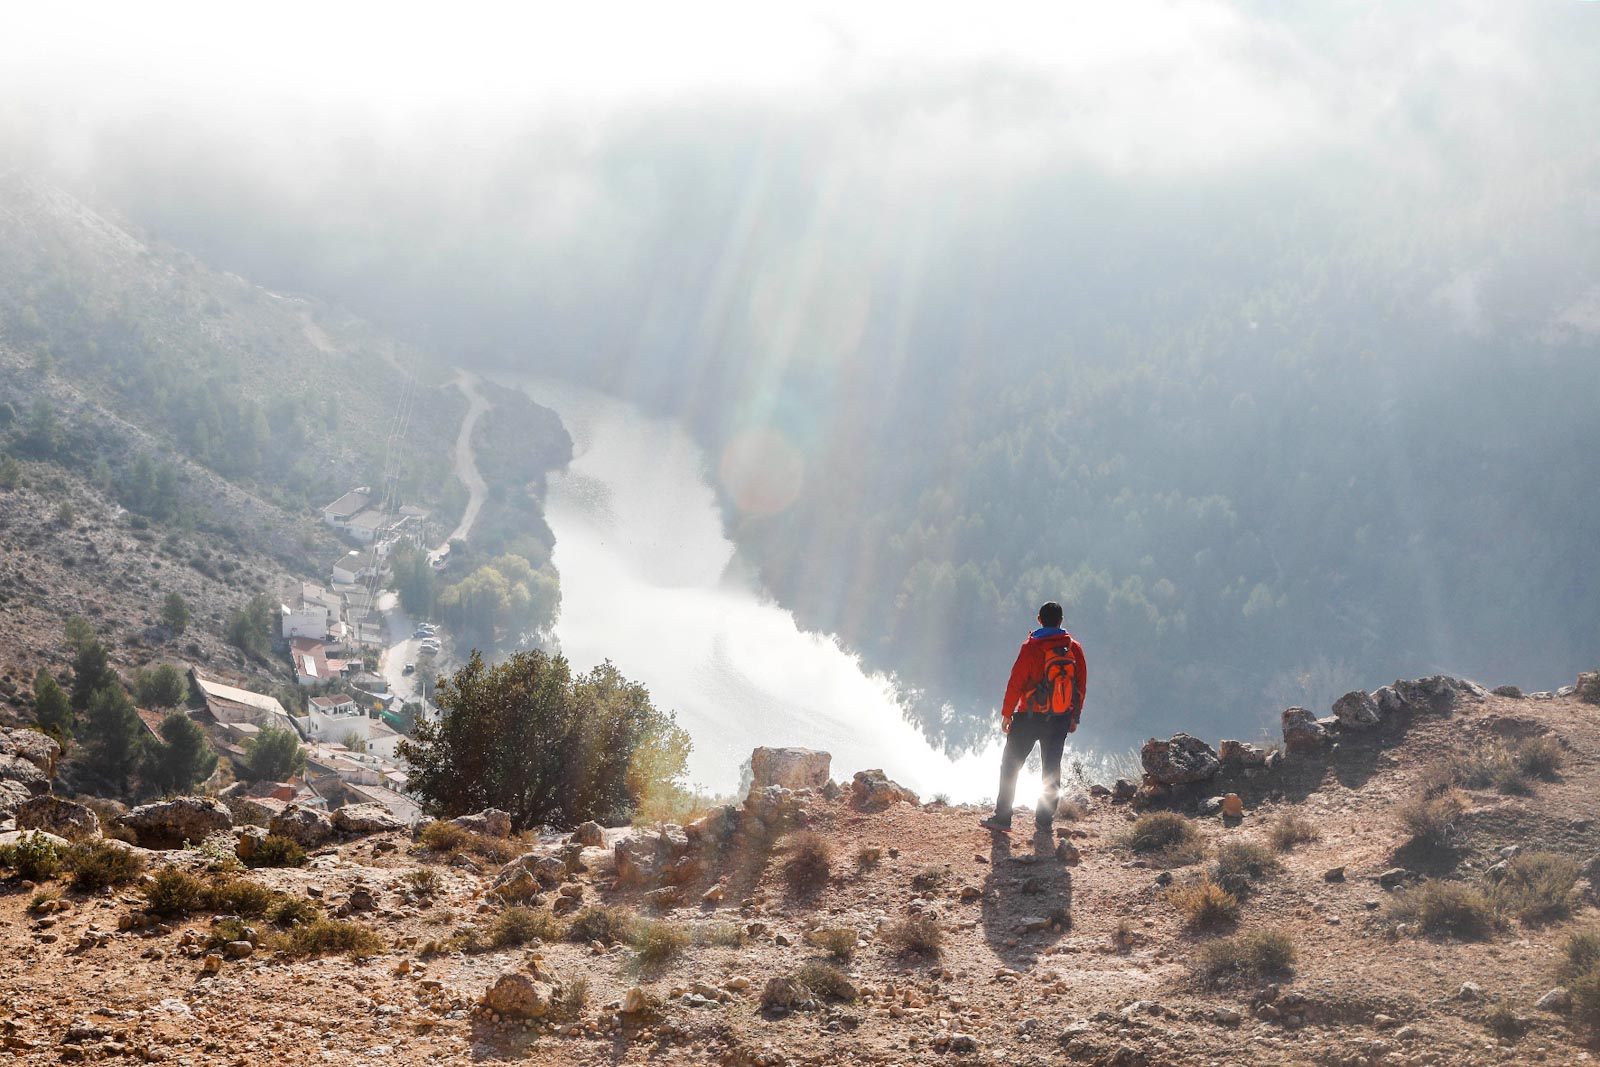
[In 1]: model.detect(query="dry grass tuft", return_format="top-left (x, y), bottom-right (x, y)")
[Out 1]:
top-left (1396, 789), bottom-right (1467, 848)
top-left (1209, 840), bottom-right (1280, 896)
top-left (884, 914), bottom-right (943, 957)
top-left (266, 918), bottom-right (384, 958)
top-left (783, 832), bottom-right (834, 895)
top-left (632, 919), bottom-right (691, 966)
top-left (795, 961), bottom-right (858, 1002)
top-left (804, 926), bottom-right (859, 960)
top-left (1114, 812), bottom-right (1204, 867)
top-left (567, 905), bottom-right (635, 945)
top-left (1266, 811), bottom-right (1321, 852)
top-left (1387, 881), bottom-right (1504, 940)
top-left (1192, 929), bottom-right (1296, 987)
top-left (1493, 852), bottom-right (1580, 926)
top-left (1168, 877), bottom-right (1241, 930)
top-left (417, 821), bottom-right (520, 864)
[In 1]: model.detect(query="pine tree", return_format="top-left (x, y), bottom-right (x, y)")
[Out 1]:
top-left (82, 685), bottom-right (145, 793)
top-left (143, 712), bottom-right (217, 795)
top-left (134, 663), bottom-right (188, 708)
top-left (160, 592), bottom-right (191, 636)
top-left (241, 728), bottom-right (305, 782)
top-left (70, 640), bottom-right (114, 711)
top-left (33, 669), bottom-right (72, 739)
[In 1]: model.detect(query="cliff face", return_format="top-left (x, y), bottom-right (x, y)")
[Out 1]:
top-left (3, 674), bottom-right (1599, 1066)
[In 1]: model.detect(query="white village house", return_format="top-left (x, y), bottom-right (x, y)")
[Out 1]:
top-left (191, 674), bottom-right (303, 740)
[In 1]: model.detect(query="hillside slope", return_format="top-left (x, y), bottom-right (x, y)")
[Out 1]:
top-left (3, 678), bottom-right (1598, 1065)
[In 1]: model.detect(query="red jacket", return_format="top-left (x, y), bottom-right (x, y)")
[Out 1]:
top-left (1001, 629), bottom-right (1087, 729)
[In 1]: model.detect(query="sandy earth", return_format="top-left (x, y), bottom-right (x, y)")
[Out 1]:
top-left (2, 688), bottom-right (1598, 1066)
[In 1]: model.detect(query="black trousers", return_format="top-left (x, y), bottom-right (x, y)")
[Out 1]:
top-left (994, 712), bottom-right (1073, 823)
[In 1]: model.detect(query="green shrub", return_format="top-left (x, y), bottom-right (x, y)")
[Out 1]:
top-left (404, 867), bottom-right (443, 896)
top-left (65, 840), bottom-right (147, 891)
top-left (267, 896), bottom-right (320, 926)
top-left (551, 976), bottom-right (590, 1023)
top-left (1561, 930), bottom-right (1600, 981)
top-left (567, 905), bottom-right (635, 945)
top-left (205, 917), bottom-right (252, 950)
top-left (1192, 929), bottom-right (1297, 987)
top-left (143, 867), bottom-right (208, 916)
top-left (1114, 812), bottom-right (1203, 867)
top-left (805, 926), bottom-right (859, 960)
top-left (1387, 881), bottom-right (1504, 940)
top-left (795, 961), bottom-right (858, 1002)
top-left (266, 918), bottom-right (383, 958)
top-left (1494, 852), bottom-right (1580, 925)
top-left (1573, 968), bottom-right (1600, 1037)
top-left (632, 919), bottom-right (690, 965)
top-left (1267, 812), bottom-right (1321, 852)
top-left (884, 914), bottom-right (943, 957)
top-left (246, 835), bottom-right (307, 869)
top-left (203, 876), bottom-right (276, 917)
top-left (698, 922), bottom-right (747, 947)
top-left (0, 831), bottom-right (64, 881)
top-left (783, 832), bottom-right (833, 895)
top-left (1209, 840), bottom-right (1279, 896)
top-left (1168, 878), bottom-right (1240, 930)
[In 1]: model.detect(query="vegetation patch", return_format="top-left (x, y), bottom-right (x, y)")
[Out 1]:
top-left (795, 961), bottom-right (858, 1002)
top-left (245, 835), bottom-right (307, 869)
top-left (265, 918), bottom-right (384, 959)
top-left (65, 840), bottom-right (147, 892)
top-left (804, 926), bottom-right (860, 960)
top-left (1561, 930), bottom-right (1600, 1037)
top-left (1192, 929), bottom-right (1297, 988)
top-left (1492, 852), bottom-right (1579, 926)
top-left (884, 914), bottom-right (943, 957)
top-left (567, 905), bottom-right (635, 945)
top-left (417, 821), bottom-right (519, 864)
top-left (1396, 790), bottom-right (1467, 849)
top-left (1267, 812), bottom-right (1321, 852)
top-left (1168, 877), bottom-right (1241, 930)
top-left (1209, 840), bottom-right (1280, 897)
top-left (1386, 881), bottom-right (1505, 940)
top-left (783, 831), bottom-right (834, 895)
top-left (482, 906), bottom-right (565, 950)
top-left (631, 919), bottom-right (691, 966)
top-left (0, 831), bottom-right (64, 882)
top-left (1114, 812), bottom-right (1204, 867)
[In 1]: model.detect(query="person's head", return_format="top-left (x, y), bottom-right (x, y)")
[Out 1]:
top-left (1037, 601), bottom-right (1064, 629)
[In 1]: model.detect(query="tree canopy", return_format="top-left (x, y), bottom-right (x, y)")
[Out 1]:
top-left (240, 727), bottom-right (305, 782)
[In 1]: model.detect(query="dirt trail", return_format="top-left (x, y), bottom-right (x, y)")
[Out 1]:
top-left (435, 369), bottom-right (490, 558)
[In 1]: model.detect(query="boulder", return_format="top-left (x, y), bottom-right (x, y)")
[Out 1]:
top-left (0, 728), bottom-right (62, 778)
top-left (684, 804), bottom-right (739, 845)
top-left (451, 808), bottom-right (512, 838)
top-left (15, 796), bottom-right (101, 842)
top-left (1577, 672), bottom-right (1600, 706)
top-left (614, 824), bottom-right (696, 888)
top-left (234, 824), bottom-right (269, 863)
top-left (0, 754), bottom-right (49, 795)
top-left (1281, 708), bottom-right (1328, 754)
top-left (269, 804), bottom-right (335, 847)
top-left (1217, 740), bottom-right (1267, 769)
top-left (1372, 686), bottom-right (1407, 718)
top-left (761, 976), bottom-right (806, 1011)
top-left (748, 747), bottom-right (832, 794)
top-left (849, 769), bottom-right (920, 809)
top-left (1112, 778), bottom-right (1139, 800)
top-left (0, 779), bottom-right (33, 818)
top-left (571, 820), bottom-right (605, 848)
top-left (1332, 691), bottom-right (1382, 731)
top-left (1140, 734), bottom-right (1221, 785)
top-left (1390, 676), bottom-right (1467, 715)
top-left (332, 804), bottom-right (407, 835)
top-left (1491, 685), bottom-right (1524, 699)
top-left (0, 827), bottom-right (71, 851)
top-left (116, 797), bottom-right (232, 849)
top-left (482, 973), bottom-right (552, 1019)
top-left (1537, 988), bottom-right (1572, 1013)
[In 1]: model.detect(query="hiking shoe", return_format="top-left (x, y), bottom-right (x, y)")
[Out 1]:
top-left (978, 815), bottom-right (1012, 832)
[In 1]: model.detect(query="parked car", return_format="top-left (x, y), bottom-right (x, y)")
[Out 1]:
top-left (417, 624), bottom-right (438, 633)
top-left (418, 646), bottom-right (438, 656)
top-left (402, 662), bottom-right (416, 675)
top-left (413, 629), bottom-right (432, 639)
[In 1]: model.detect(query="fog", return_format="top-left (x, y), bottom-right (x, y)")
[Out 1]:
top-left (4, 1), bottom-right (1597, 751)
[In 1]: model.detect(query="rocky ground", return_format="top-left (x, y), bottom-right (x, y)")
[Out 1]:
top-left (3, 680), bottom-right (1600, 1066)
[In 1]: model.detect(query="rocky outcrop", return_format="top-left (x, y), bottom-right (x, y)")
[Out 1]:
top-left (1140, 734), bottom-right (1220, 785)
top-left (614, 824), bottom-right (699, 888)
top-left (331, 804), bottom-right (407, 835)
top-left (0, 779), bottom-right (33, 818)
top-left (748, 747), bottom-right (832, 794)
top-left (571, 820), bottom-right (605, 848)
top-left (451, 808), bottom-right (512, 839)
top-left (1332, 690), bottom-right (1381, 730)
top-left (15, 795), bottom-right (100, 842)
top-left (850, 769), bottom-right (919, 809)
top-left (1281, 707), bottom-right (1328, 754)
top-left (116, 796), bottom-right (232, 849)
top-left (0, 754), bottom-right (49, 796)
top-left (1390, 675), bottom-right (1472, 715)
top-left (489, 851), bottom-right (570, 901)
top-left (1, 728), bottom-right (62, 779)
top-left (1217, 740), bottom-right (1267, 769)
top-left (1577, 671), bottom-right (1600, 706)
top-left (269, 804), bottom-right (334, 847)
top-left (482, 974), bottom-right (552, 1019)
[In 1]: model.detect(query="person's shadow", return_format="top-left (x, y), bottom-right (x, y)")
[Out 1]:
top-left (979, 821), bottom-right (1073, 969)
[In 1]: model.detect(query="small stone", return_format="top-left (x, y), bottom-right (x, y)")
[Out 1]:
top-left (1537, 987), bottom-right (1572, 1012)
top-left (222, 940), bottom-right (253, 960)
top-left (1378, 867), bottom-right (1409, 888)
top-left (1457, 982), bottom-right (1483, 1001)
top-left (701, 885), bottom-right (725, 905)
top-left (948, 1033), bottom-right (978, 1053)
top-left (201, 954), bottom-right (223, 974)
top-left (1323, 866), bottom-right (1346, 882)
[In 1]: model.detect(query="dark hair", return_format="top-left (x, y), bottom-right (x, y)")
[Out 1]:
top-left (1038, 602), bottom-right (1064, 628)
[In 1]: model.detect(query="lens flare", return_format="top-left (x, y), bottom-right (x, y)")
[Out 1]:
top-left (718, 426), bottom-right (805, 516)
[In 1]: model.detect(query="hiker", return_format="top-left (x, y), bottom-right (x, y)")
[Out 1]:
top-left (980, 601), bottom-right (1087, 832)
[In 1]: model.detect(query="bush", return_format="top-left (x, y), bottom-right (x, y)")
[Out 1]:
top-left (1192, 929), bottom-right (1297, 987)
top-left (397, 650), bottom-right (691, 830)
top-left (1493, 852), bottom-right (1580, 925)
top-left (267, 896), bottom-right (320, 926)
top-left (698, 923), bottom-right (747, 947)
top-left (910, 866), bottom-right (949, 892)
top-left (266, 918), bottom-right (384, 958)
top-left (1561, 930), bottom-right (1600, 981)
top-left (486, 906), bottom-right (564, 949)
top-left (884, 914), bottom-right (943, 957)
top-left (1574, 968), bottom-right (1600, 1037)
top-left (1114, 812), bottom-right (1203, 866)
top-left (1209, 840), bottom-right (1280, 896)
top-left (65, 840), bottom-right (146, 891)
top-left (0, 831), bottom-right (64, 881)
top-left (1169, 878), bottom-right (1241, 930)
top-left (551, 976), bottom-right (590, 1023)
top-left (1387, 881), bottom-right (1504, 940)
top-left (1483, 1002), bottom-right (1526, 1040)
top-left (782, 832), bottom-right (833, 895)
top-left (143, 867), bottom-right (207, 916)
top-left (404, 867), bottom-right (443, 897)
top-left (1512, 736), bottom-right (1564, 780)
top-left (246, 835), bottom-right (307, 869)
top-left (567, 905), bottom-right (635, 945)
top-left (805, 926), bottom-right (860, 960)
top-left (795, 961), bottom-right (858, 1002)
top-left (203, 876), bottom-right (276, 917)
top-left (633, 919), bottom-right (691, 966)
top-left (417, 821), bottom-right (519, 863)
top-left (1396, 790), bottom-right (1467, 848)
top-left (1267, 812), bottom-right (1321, 852)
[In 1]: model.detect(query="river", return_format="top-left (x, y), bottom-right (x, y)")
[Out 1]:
top-left (510, 377), bottom-right (1104, 802)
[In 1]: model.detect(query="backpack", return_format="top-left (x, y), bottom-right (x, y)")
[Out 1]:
top-left (1031, 640), bottom-right (1079, 715)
